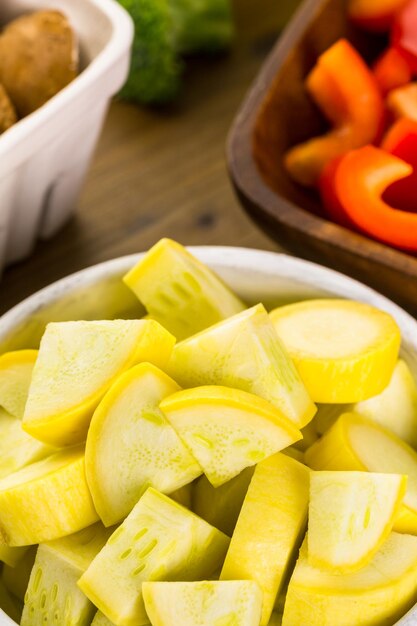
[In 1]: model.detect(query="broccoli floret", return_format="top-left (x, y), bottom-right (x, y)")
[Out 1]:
top-left (118, 0), bottom-right (234, 105)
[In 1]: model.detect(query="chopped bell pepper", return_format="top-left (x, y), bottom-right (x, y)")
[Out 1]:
top-left (349, 0), bottom-right (408, 31)
top-left (373, 47), bottom-right (412, 95)
top-left (392, 0), bottom-right (417, 73)
top-left (334, 145), bottom-right (417, 250)
top-left (319, 157), bottom-right (356, 229)
top-left (387, 82), bottom-right (417, 121)
top-left (285, 39), bottom-right (384, 187)
top-left (381, 117), bottom-right (417, 212)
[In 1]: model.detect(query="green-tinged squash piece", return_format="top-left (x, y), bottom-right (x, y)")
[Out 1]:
top-left (142, 580), bottom-right (263, 626)
top-left (0, 446), bottom-right (98, 546)
top-left (123, 239), bottom-right (245, 340)
top-left (0, 350), bottom-right (37, 418)
top-left (86, 363), bottom-right (201, 526)
top-left (167, 304), bottom-right (316, 428)
top-left (282, 533), bottom-right (417, 626)
top-left (21, 523), bottom-right (113, 626)
top-left (221, 453), bottom-right (309, 626)
top-left (78, 488), bottom-right (230, 626)
top-left (23, 320), bottom-right (175, 447)
top-left (2, 546), bottom-right (36, 600)
top-left (193, 467), bottom-right (254, 536)
top-left (160, 386), bottom-right (302, 486)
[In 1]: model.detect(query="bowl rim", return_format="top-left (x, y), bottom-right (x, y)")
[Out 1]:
top-left (226, 0), bottom-right (417, 281)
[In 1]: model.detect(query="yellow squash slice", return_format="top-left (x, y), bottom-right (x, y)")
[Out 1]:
top-left (0, 446), bottom-right (98, 546)
top-left (282, 533), bottom-right (417, 626)
top-left (221, 453), bottom-right (310, 625)
top-left (123, 238), bottom-right (245, 340)
top-left (85, 363), bottom-right (201, 526)
top-left (167, 304), bottom-right (316, 428)
top-left (193, 467), bottom-right (254, 536)
top-left (21, 523), bottom-right (113, 626)
top-left (305, 412), bottom-right (417, 534)
top-left (160, 386), bottom-right (301, 486)
top-left (2, 546), bottom-right (36, 601)
top-left (308, 471), bottom-right (407, 573)
top-left (23, 319), bottom-right (175, 447)
top-left (270, 299), bottom-right (400, 403)
top-left (142, 581), bottom-right (263, 626)
top-left (0, 350), bottom-right (37, 418)
top-left (78, 488), bottom-right (230, 626)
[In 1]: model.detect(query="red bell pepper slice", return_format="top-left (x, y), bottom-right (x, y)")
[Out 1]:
top-left (334, 145), bottom-right (416, 250)
top-left (349, 0), bottom-right (408, 31)
top-left (319, 157), bottom-right (357, 228)
top-left (392, 0), bottom-right (417, 73)
top-left (387, 83), bottom-right (417, 121)
top-left (381, 117), bottom-right (417, 212)
top-left (373, 47), bottom-right (412, 95)
top-left (285, 39), bottom-right (384, 187)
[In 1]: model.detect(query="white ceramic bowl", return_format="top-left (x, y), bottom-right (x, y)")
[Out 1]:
top-left (0, 246), bottom-right (417, 625)
top-left (0, 0), bottom-right (133, 272)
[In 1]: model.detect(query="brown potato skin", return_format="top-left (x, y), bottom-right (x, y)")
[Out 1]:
top-left (0, 83), bottom-right (17, 133)
top-left (0, 10), bottom-right (78, 117)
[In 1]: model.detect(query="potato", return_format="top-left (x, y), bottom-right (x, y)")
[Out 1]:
top-left (0, 84), bottom-right (17, 132)
top-left (0, 10), bottom-right (78, 117)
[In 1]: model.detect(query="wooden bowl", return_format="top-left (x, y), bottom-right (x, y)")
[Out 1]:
top-left (228, 0), bottom-right (417, 317)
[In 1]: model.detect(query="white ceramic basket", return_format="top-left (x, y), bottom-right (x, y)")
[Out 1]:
top-left (0, 247), bottom-right (417, 625)
top-left (0, 0), bottom-right (133, 271)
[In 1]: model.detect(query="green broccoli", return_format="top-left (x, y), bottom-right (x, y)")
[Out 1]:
top-left (117, 0), bottom-right (234, 105)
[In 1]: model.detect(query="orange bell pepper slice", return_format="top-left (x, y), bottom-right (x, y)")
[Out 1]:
top-left (334, 145), bottom-right (416, 250)
top-left (285, 39), bottom-right (384, 187)
top-left (387, 83), bottom-right (417, 121)
top-left (348, 0), bottom-right (408, 31)
top-left (381, 117), bottom-right (417, 212)
top-left (373, 47), bottom-right (412, 95)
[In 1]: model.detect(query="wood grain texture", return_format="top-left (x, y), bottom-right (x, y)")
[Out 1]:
top-left (0, 0), bottom-right (294, 314)
top-left (229, 0), bottom-right (417, 317)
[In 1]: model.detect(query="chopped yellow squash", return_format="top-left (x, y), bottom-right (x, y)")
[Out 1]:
top-left (0, 350), bottom-right (37, 418)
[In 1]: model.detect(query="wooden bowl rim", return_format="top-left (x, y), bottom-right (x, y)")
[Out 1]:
top-left (227, 0), bottom-right (417, 279)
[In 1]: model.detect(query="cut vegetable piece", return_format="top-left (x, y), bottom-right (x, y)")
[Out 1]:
top-left (0, 350), bottom-right (37, 418)
top-left (168, 304), bottom-right (316, 428)
top-left (123, 239), bottom-right (245, 340)
top-left (308, 471), bottom-right (406, 573)
top-left (23, 319), bottom-right (175, 446)
top-left (270, 299), bottom-right (401, 403)
top-left (142, 580), bottom-right (263, 626)
top-left (21, 523), bottom-right (111, 626)
top-left (221, 453), bottom-right (309, 625)
top-left (193, 467), bottom-right (254, 535)
top-left (282, 533), bottom-right (417, 626)
top-left (305, 412), bottom-right (417, 534)
top-left (0, 408), bottom-right (54, 480)
top-left (86, 363), bottom-right (201, 526)
top-left (0, 446), bottom-right (98, 546)
top-left (353, 359), bottom-right (417, 447)
top-left (161, 386), bottom-right (301, 486)
top-left (79, 488), bottom-right (230, 626)
top-left (2, 546), bottom-right (36, 601)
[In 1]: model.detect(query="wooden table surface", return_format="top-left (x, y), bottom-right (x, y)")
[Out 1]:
top-left (0, 0), bottom-right (297, 314)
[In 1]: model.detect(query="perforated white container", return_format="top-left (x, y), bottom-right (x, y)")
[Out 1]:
top-left (0, 0), bottom-right (133, 271)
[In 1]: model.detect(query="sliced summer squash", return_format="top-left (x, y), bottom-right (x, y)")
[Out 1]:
top-left (0, 350), bottom-right (37, 418)
top-left (23, 320), bottom-right (175, 446)
top-left (221, 453), bottom-right (310, 625)
top-left (142, 581), bottom-right (263, 626)
top-left (282, 533), bottom-right (417, 626)
top-left (123, 239), bottom-right (245, 340)
top-left (270, 299), bottom-right (401, 403)
top-left (2, 546), bottom-right (36, 601)
top-left (0, 446), bottom-right (98, 546)
top-left (161, 386), bottom-right (301, 486)
top-left (21, 523), bottom-right (113, 626)
top-left (305, 412), bottom-right (417, 534)
top-left (167, 304), bottom-right (316, 428)
top-left (78, 488), bottom-right (230, 626)
top-left (193, 467), bottom-right (254, 536)
top-left (308, 471), bottom-right (407, 572)
top-left (85, 363), bottom-right (201, 526)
